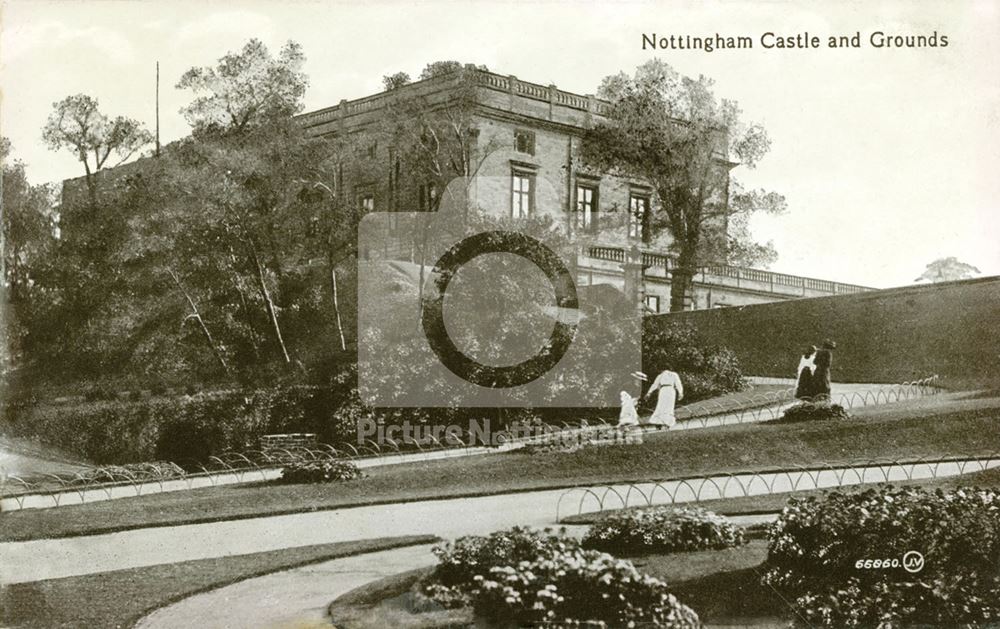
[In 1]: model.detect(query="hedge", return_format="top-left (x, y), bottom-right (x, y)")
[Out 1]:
top-left (1, 386), bottom-right (358, 465)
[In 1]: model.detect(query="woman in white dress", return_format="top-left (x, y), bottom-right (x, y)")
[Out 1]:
top-left (643, 369), bottom-right (684, 428)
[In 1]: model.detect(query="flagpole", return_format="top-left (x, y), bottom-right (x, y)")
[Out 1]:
top-left (155, 61), bottom-right (161, 157)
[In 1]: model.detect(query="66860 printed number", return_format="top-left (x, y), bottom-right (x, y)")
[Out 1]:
top-left (854, 558), bottom-right (900, 569)
top-left (855, 551), bottom-right (924, 573)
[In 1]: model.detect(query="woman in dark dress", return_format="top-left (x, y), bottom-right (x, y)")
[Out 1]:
top-left (795, 346), bottom-right (817, 400)
top-left (812, 339), bottom-right (836, 401)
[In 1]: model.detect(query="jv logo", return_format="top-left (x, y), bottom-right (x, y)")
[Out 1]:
top-left (902, 550), bottom-right (925, 574)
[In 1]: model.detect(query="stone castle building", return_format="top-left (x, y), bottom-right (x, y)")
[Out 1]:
top-left (61, 65), bottom-right (869, 311)
top-left (297, 65), bottom-right (870, 311)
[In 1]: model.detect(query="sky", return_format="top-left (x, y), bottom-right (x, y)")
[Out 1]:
top-left (1, 0), bottom-right (998, 289)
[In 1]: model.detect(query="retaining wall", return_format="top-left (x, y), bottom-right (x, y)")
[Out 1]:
top-left (644, 276), bottom-right (1000, 384)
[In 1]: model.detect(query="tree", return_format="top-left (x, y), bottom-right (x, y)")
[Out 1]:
top-left (582, 61), bottom-right (786, 311)
top-left (171, 121), bottom-right (334, 368)
top-left (382, 71), bottom-right (411, 91)
top-left (710, 212), bottom-right (778, 268)
top-left (378, 66), bottom-right (504, 325)
top-left (14, 40), bottom-right (366, 391)
top-left (176, 38), bottom-right (307, 135)
top-left (915, 257), bottom-right (981, 283)
top-left (171, 38), bottom-right (321, 368)
top-left (2, 138), bottom-right (54, 300)
top-left (41, 95), bottom-right (152, 205)
top-left (1, 138), bottom-right (56, 371)
top-left (419, 60), bottom-right (463, 80)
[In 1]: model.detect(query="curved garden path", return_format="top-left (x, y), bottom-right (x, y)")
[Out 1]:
top-left (135, 544), bottom-right (438, 629)
top-left (135, 514), bottom-right (781, 629)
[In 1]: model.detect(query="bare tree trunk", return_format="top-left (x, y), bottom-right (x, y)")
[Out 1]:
top-left (669, 270), bottom-right (694, 313)
top-left (416, 216), bottom-right (431, 332)
top-left (248, 244), bottom-right (291, 364)
top-left (669, 249), bottom-right (697, 312)
top-left (330, 264), bottom-right (347, 351)
top-left (167, 269), bottom-right (230, 373)
top-left (81, 157), bottom-right (97, 207)
top-left (230, 272), bottom-right (263, 361)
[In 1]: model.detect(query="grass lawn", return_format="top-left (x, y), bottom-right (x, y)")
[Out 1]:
top-left (327, 567), bottom-right (474, 629)
top-left (0, 535), bottom-right (436, 629)
top-left (635, 541), bottom-right (793, 626)
top-left (2, 393), bottom-right (997, 542)
top-left (0, 435), bottom-right (91, 477)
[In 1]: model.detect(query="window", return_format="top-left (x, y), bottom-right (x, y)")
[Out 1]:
top-left (419, 182), bottom-right (439, 211)
top-left (575, 183), bottom-right (599, 232)
top-left (644, 294), bottom-right (660, 313)
top-left (366, 143), bottom-right (377, 159)
top-left (514, 129), bottom-right (536, 155)
top-left (511, 171), bottom-right (534, 217)
top-left (628, 194), bottom-right (649, 240)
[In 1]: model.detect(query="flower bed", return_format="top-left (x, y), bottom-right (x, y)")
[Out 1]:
top-left (762, 486), bottom-right (1000, 626)
top-left (422, 526), bottom-right (699, 627)
top-left (472, 548), bottom-right (700, 628)
top-left (582, 506), bottom-right (746, 555)
top-left (427, 527), bottom-right (579, 594)
top-left (277, 459), bottom-right (362, 484)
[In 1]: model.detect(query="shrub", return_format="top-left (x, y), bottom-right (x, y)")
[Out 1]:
top-left (277, 459), bottom-right (362, 484)
top-left (778, 402), bottom-right (850, 423)
top-left (583, 506), bottom-right (746, 555)
top-left (763, 486), bottom-right (1000, 626)
top-left (643, 322), bottom-right (747, 403)
top-left (429, 527), bottom-right (580, 591)
top-left (470, 548), bottom-right (700, 627)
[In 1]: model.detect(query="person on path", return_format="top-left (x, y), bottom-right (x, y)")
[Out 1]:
top-left (618, 391), bottom-right (640, 427)
top-left (812, 339), bottom-right (836, 401)
top-left (643, 369), bottom-right (684, 428)
top-left (795, 346), bottom-right (818, 400)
